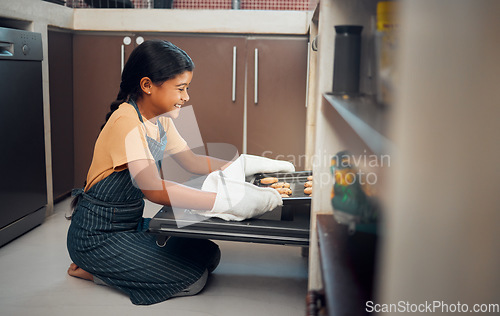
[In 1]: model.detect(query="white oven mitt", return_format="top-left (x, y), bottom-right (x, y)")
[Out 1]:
top-left (201, 154), bottom-right (295, 192)
top-left (199, 171), bottom-right (282, 221)
top-left (221, 155), bottom-right (245, 181)
top-left (240, 154), bottom-right (295, 177)
top-left (200, 157), bottom-right (245, 192)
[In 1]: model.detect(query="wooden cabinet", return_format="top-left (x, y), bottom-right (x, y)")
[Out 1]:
top-left (141, 34), bottom-right (309, 169)
top-left (246, 37), bottom-right (308, 170)
top-left (72, 33), bottom-right (134, 186)
top-left (72, 32), bottom-right (309, 185)
top-left (141, 35), bottom-right (247, 154)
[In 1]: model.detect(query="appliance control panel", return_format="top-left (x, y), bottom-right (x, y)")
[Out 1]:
top-left (0, 27), bottom-right (43, 61)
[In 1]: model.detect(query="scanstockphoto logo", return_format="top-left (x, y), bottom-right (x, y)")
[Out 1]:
top-left (366, 300), bottom-right (500, 313)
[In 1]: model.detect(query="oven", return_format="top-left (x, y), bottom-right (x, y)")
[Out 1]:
top-left (148, 171), bottom-right (311, 247)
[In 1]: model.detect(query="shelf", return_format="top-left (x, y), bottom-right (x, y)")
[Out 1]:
top-left (323, 93), bottom-right (393, 156)
top-left (316, 213), bottom-right (378, 316)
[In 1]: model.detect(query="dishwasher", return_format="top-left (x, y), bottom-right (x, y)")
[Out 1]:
top-left (0, 27), bottom-right (47, 247)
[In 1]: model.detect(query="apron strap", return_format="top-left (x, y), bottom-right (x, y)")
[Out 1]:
top-left (128, 99), bottom-right (167, 144)
top-left (72, 188), bottom-right (143, 208)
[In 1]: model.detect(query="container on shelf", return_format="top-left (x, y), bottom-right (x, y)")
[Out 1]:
top-left (332, 25), bottom-right (363, 96)
top-left (375, 1), bottom-right (400, 107)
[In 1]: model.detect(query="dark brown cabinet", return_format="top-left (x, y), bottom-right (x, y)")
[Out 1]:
top-left (72, 33), bottom-right (134, 186)
top-left (246, 38), bottom-right (308, 170)
top-left (71, 33), bottom-right (309, 186)
top-left (142, 35), bottom-right (247, 154)
top-left (142, 34), bottom-right (309, 170)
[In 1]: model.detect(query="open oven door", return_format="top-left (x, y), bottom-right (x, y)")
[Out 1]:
top-left (147, 171), bottom-right (311, 247)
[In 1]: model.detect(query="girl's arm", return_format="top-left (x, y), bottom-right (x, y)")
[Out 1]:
top-left (128, 159), bottom-right (216, 209)
top-left (170, 145), bottom-right (232, 175)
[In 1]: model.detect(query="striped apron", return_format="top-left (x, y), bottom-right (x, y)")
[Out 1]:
top-left (67, 101), bottom-right (219, 305)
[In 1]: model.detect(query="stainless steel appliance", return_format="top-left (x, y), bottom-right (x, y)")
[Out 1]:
top-left (0, 27), bottom-right (46, 247)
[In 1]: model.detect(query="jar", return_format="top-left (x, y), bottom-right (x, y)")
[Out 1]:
top-left (332, 25), bottom-right (363, 96)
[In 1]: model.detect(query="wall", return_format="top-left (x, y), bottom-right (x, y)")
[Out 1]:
top-left (378, 0), bottom-right (500, 309)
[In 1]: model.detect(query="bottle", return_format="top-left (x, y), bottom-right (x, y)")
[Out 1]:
top-left (375, 1), bottom-right (400, 107)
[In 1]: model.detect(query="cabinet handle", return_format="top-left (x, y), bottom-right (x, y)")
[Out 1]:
top-left (232, 46), bottom-right (237, 102)
top-left (254, 48), bottom-right (259, 104)
top-left (121, 36), bottom-right (132, 73)
top-left (121, 45), bottom-right (125, 73)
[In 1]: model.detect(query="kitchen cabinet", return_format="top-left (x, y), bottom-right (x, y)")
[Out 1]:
top-left (139, 34), bottom-right (309, 170)
top-left (139, 34), bottom-right (247, 155)
top-left (246, 37), bottom-right (308, 169)
top-left (72, 32), bottom-right (134, 186)
top-left (72, 32), bottom-right (309, 186)
top-left (48, 29), bottom-right (74, 200)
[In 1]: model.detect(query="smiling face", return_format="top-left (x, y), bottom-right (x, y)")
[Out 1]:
top-left (138, 70), bottom-right (193, 120)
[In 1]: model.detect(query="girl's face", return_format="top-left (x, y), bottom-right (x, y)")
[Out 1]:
top-left (149, 71), bottom-right (193, 119)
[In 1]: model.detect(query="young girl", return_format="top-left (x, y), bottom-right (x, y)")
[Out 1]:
top-left (66, 40), bottom-right (292, 305)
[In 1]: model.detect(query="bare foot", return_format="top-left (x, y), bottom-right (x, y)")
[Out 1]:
top-left (67, 263), bottom-right (94, 281)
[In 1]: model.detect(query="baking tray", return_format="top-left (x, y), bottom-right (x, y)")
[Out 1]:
top-left (247, 171), bottom-right (313, 206)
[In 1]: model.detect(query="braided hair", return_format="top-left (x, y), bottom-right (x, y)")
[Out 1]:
top-left (101, 39), bottom-right (195, 129)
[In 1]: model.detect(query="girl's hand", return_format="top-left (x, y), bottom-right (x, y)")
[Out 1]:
top-left (199, 172), bottom-right (282, 221)
top-left (128, 159), bottom-right (216, 210)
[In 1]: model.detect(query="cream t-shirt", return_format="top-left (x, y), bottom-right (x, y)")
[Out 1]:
top-left (84, 102), bottom-right (187, 191)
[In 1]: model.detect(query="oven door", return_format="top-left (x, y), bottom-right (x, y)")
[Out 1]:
top-left (147, 171), bottom-right (312, 247)
top-left (148, 204), bottom-right (310, 247)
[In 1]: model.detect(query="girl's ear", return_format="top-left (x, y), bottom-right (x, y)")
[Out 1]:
top-left (139, 77), bottom-right (153, 95)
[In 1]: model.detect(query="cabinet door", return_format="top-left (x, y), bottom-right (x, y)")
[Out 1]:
top-left (246, 37), bottom-right (308, 170)
top-left (73, 34), bottom-right (134, 187)
top-left (49, 30), bottom-right (74, 199)
top-left (140, 35), bottom-right (246, 156)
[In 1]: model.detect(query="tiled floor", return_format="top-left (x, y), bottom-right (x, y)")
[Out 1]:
top-left (0, 198), bottom-right (308, 315)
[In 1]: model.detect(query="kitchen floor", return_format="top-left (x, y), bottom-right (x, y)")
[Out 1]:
top-left (0, 198), bottom-right (308, 316)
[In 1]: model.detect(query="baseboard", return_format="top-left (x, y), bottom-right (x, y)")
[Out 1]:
top-left (0, 206), bottom-right (46, 248)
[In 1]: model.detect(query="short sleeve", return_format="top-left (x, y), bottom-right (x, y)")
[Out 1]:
top-left (110, 116), bottom-right (155, 169)
top-left (84, 103), bottom-right (157, 191)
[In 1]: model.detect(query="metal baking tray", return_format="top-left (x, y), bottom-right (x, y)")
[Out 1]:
top-left (247, 171), bottom-right (313, 205)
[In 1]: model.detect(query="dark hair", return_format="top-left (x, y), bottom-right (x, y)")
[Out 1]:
top-left (102, 40), bottom-right (194, 129)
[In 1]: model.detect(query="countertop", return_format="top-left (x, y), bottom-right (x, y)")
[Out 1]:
top-left (0, 0), bottom-right (311, 35)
